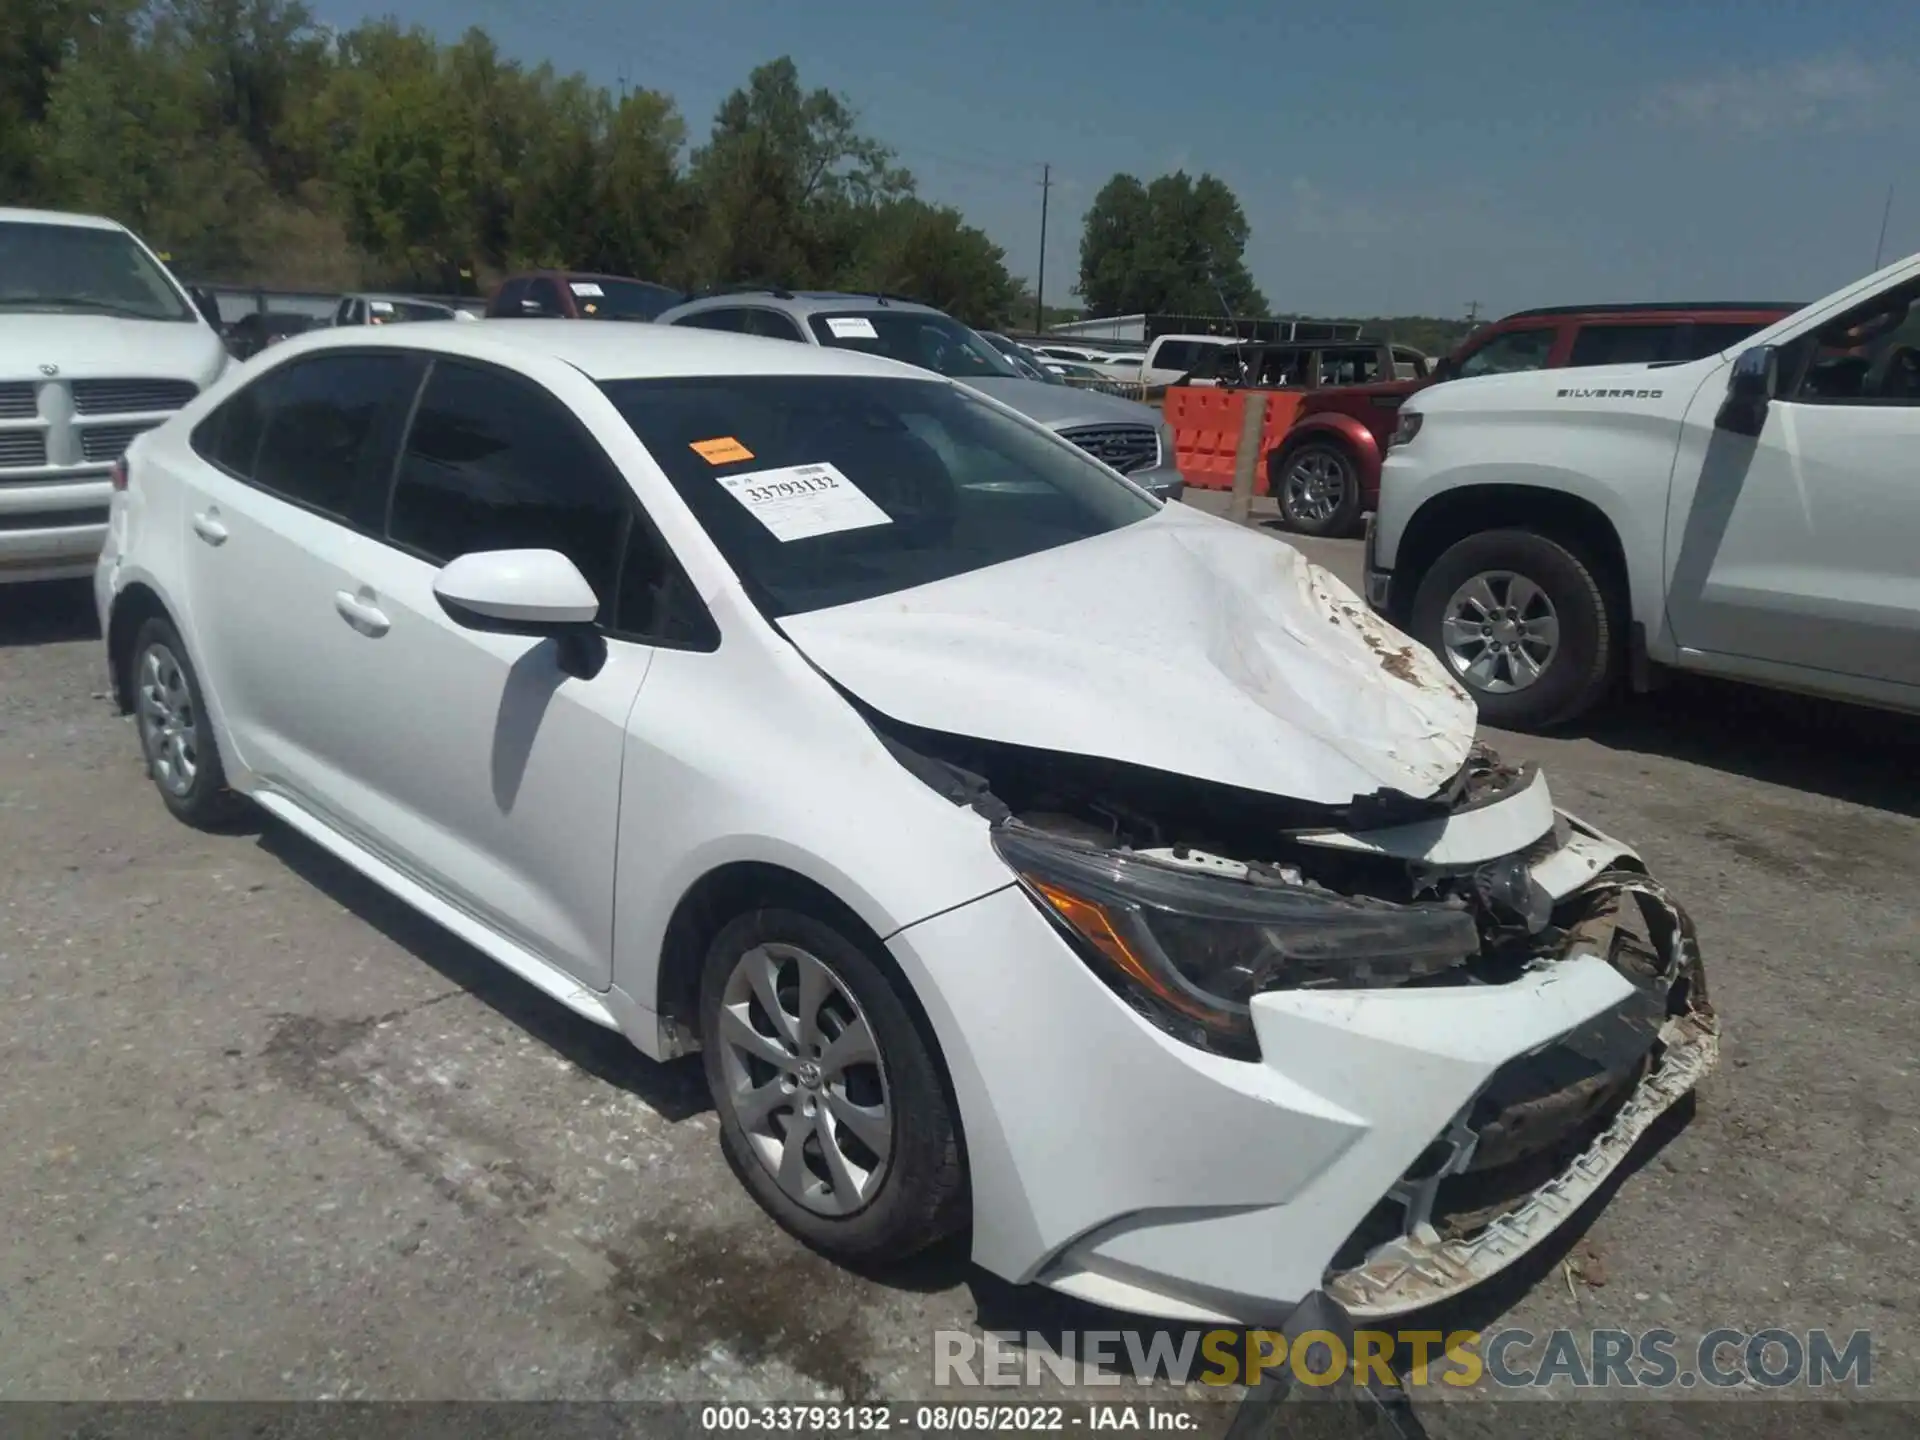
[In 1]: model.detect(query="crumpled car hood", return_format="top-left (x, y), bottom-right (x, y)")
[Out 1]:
top-left (779, 505), bottom-right (1478, 806)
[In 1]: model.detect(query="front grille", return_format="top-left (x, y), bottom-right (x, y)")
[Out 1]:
top-left (1062, 423), bottom-right (1157, 474)
top-left (80, 421), bottom-right (159, 463)
top-left (0, 384), bottom-right (35, 420)
top-left (71, 378), bottom-right (197, 415)
top-left (0, 431), bottom-right (49, 469)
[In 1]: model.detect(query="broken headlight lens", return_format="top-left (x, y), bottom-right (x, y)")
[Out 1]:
top-left (995, 825), bottom-right (1482, 1060)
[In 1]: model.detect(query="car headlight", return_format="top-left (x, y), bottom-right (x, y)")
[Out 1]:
top-left (1390, 409), bottom-right (1424, 449)
top-left (994, 825), bottom-right (1481, 1059)
top-left (1155, 415), bottom-right (1176, 468)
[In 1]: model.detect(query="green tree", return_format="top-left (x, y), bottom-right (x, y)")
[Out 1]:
top-left (684, 56), bottom-right (911, 288)
top-left (846, 199), bottom-right (1021, 327)
top-left (1077, 170), bottom-right (1265, 318)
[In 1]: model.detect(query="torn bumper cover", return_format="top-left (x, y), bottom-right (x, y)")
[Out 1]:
top-left (986, 838), bottom-right (1719, 1325)
top-left (1322, 874), bottom-right (1717, 1317)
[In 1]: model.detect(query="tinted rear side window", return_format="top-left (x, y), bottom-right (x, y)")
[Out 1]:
top-left (1568, 324), bottom-right (1681, 367)
top-left (191, 352), bottom-right (419, 528)
top-left (490, 279), bottom-right (528, 316)
top-left (388, 360), bottom-right (633, 614)
top-left (1154, 340), bottom-right (1197, 372)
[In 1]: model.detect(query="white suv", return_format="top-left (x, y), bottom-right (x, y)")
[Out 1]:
top-left (0, 208), bottom-right (229, 584)
top-left (94, 319), bottom-right (1717, 1325)
top-left (1370, 251), bottom-right (1920, 729)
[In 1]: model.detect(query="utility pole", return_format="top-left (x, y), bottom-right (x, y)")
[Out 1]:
top-left (1465, 300), bottom-right (1482, 327)
top-left (1873, 184), bottom-right (1894, 270)
top-left (1034, 163), bottom-right (1051, 334)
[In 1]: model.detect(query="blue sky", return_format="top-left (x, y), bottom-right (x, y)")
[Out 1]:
top-left (307, 0), bottom-right (1920, 319)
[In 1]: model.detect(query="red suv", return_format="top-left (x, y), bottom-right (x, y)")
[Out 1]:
top-left (485, 271), bottom-right (683, 322)
top-left (1266, 301), bottom-right (1801, 536)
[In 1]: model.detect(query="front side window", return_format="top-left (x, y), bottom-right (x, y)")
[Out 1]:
top-left (807, 311), bottom-right (1018, 380)
top-left (491, 279), bottom-right (529, 317)
top-left (1567, 323), bottom-right (1681, 368)
top-left (600, 374), bottom-right (1156, 618)
top-left (1782, 280), bottom-right (1920, 405)
top-left (1319, 348), bottom-right (1385, 386)
top-left (1683, 321), bottom-right (1774, 359)
top-left (1454, 326), bottom-right (1555, 379)
top-left (191, 352), bottom-right (419, 528)
top-left (744, 308), bottom-right (806, 342)
top-left (388, 360), bottom-right (632, 612)
top-left (1153, 340), bottom-right (1197, 373)
top-left (0, 221), bottom-right (192, 322)
top-left (523, 279), bottom-right (566, 317)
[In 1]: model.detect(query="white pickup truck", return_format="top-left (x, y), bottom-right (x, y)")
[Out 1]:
top-left (1367, 251), bottom-right (1920, 730)
top-left (0, 207), bottom-right (230, 584)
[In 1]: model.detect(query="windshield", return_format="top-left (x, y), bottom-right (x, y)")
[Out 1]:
top-left (806, 310), bottom-right (1020, 380)
top-left (574, 278), bottom-right (682, 321)
top-left (602, 374), bottom-right (1156, 617)
top-left (0, 221), bottom-right (193, 321)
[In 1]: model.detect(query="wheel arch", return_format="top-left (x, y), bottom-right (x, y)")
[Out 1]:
top-left (1267, 412), bottom-right (1378, 486)
top-left (1385, 483), bottom-right (1631, 633)
top-left (105, 580), bottom-right (176, 713)
top-left (653, 856), bottom-right (974, 1185)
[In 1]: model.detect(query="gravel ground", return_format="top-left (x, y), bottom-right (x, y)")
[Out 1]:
top-left (2, 515), bottom-right (1916, 1428)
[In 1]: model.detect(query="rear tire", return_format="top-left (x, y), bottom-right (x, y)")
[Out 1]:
top-left (127, 617), bottom-right (247, 829)
top-left (1273, 442), bottom-right (1362, 537)
top-left (698, 906), bottom-right (966, 1262)
top-left (1409, 529), bottom-right (1616, 730)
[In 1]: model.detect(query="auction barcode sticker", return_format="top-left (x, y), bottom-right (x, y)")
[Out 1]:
top-left (715, 462), bottom-right (892, 542)
top-left (824, 316), bottom-right (879, 339)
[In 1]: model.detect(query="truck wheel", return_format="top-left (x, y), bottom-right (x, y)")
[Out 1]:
top-left (1409, 529), bottom-right (1616, 730)
top-left (1273, 443), bottom-right (1362, 537)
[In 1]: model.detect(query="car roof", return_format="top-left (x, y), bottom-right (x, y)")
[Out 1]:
top-left (663, 290), bottom-right (947, 320)
top-left (1501, 301), bottom-right (1803, 320)
top-left (0, 206), bottom-right (127, 232)
top-left (261, 317), bottom-right (938, 384)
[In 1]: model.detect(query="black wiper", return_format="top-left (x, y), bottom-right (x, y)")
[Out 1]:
top-left (0, 296), bottom-right (166, 319)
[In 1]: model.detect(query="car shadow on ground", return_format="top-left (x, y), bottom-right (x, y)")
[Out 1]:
top-left (0, 577), bottom-right (99, 646)
top-left (255, 818), bottom-right (712, 1122)
top-left (1559, 676), bottom-right (1920, 819)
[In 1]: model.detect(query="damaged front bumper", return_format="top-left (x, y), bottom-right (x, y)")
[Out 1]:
top-left (890, 772), bottom-right (1720, 1327)
top-left (1321, 872), bottom-right (1717, 1317)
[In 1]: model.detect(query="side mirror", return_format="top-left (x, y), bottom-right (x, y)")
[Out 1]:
top-left (1714, 344), bottom-right (1778, 437)
top-left (433, 548), bottom-right (605, 677)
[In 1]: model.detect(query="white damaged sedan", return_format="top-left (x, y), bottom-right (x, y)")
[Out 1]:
top-left (94, 320), bottom-right (1718, 1324)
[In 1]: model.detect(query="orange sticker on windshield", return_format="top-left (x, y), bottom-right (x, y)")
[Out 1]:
top-left (691, 436), bottom-right (755, 465)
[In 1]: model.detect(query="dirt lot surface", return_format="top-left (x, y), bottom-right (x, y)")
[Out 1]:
top-left (3, 512), bottom-right (1917, 1426)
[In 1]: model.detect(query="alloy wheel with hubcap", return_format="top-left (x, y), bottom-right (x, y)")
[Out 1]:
top-left (1276, 444), bottom-right (1361, 536)
top-left (1408, 527), bottom-right (1617, 731)
top-left (717, 940), bottom-right (893, 1216)
top-left (1439, 571), bottom-right (1562, 694)
top-left (698, 907), bottom-right (967, 1261)
top-left (135, 641), bottom-right (201, 797)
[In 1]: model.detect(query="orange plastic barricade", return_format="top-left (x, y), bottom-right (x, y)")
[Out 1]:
top-left (1162, 385), bottom-right (1245, 491)
top-left (1165, 386), bottom-right (1306, 493)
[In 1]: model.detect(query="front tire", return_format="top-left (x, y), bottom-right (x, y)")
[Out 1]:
top-left (1409, 529), bottom-right (1616, 730)
top-left (1273, 442), bottom-right (1362, 537)
top-left (127, 617), bottom-right (247, 829)
top-left (698, 907), bottom-right (966, 1262)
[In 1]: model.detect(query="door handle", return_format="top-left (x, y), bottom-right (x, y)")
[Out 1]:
top-left (192, 510), bottom-right (228, 545)
top-left (333, 589), bottom-right (391, 637)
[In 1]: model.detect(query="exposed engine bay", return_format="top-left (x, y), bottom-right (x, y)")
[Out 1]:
top-left (871, 707), bottom-right (1720, 1314)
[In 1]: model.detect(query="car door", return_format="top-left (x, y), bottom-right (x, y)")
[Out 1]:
top-left (178, 349), bottom-right (426, 790)
top-left (1664, 277), bottom-right (1920, 692)
top-left (309, 356), bottom-right (679, 989)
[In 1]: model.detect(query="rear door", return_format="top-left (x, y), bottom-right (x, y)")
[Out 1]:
top-left (178, 350), bottom-right (425, 789)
